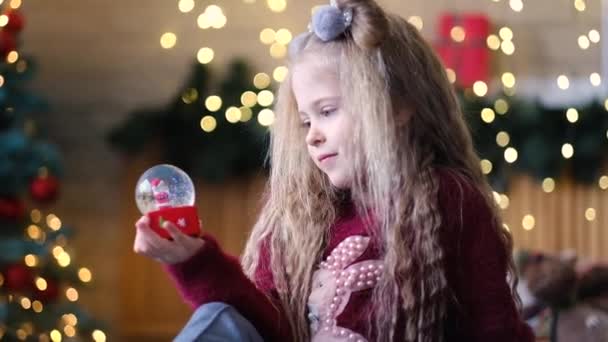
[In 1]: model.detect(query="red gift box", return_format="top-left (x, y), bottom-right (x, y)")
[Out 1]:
top-left (147, 205), bottom-right (201, 239)
top-left (435, 13), bottom-right (491, 88)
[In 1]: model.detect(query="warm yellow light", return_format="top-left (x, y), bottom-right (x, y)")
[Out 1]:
top-left (473, 81), bottom-right (488, 97)
top-left (481, 108), bottom-right (495, 123)
top-left (9, 0), bottom-right (21, 9)
top-left (522, 215), bottom-right (535, 230)
top-left (495, 99), bottom-right (509, 114)
top-left (496, 131), bottom-right (510, 147)
top-left (205, 95), bottom-right (222, 112)
top-left (32, 300), bottom-right (43, 313)
top-left (257, 109), bottom-right (275, 126)
top-left (260, 28), bottom-right (276, 45)
top-left (66, 287), bottom-right (79, 302)
top-left (275, 28), bottom-right (292, 45)
top-left (499, 27), bottom-right (513, 41)
top-left (78, 268), bottom-right (92, 283)
top-left (446, 68), bottom-right (456, 83)
top-left (181, 88), bottom-right (198, 104)
top-left (542, 178), bottom-right (555, 193)
top-left (501, 72), bottom-right (516, 88)
top-left (590, 73), bottom-right (601, 86)
top-left (561, 143), bottom-right (574, 159)
top-left (7, 51), bottom-right (18, 63)
top-left (273, 66), bottom-right (288, 82)
top-left (450, 26), bottom-right (466, 42)
top-left (267, 0), bottom-right (286, 12)
top-left (480, 159), bottom-right (493, 174)
top-left (270, 43), bottom-right (287, 59)
top-left (504, 147), bottom-right (518, 163)
top-left (62, 313), bottom-right (78, 326)
top-left (407, 16), bottom-right (423, 31)
top-left (598, 175), bottom-right (608, 190)
top-left (160, 33), bottom-right (177, 49)
top-left (47, 214), bottom-right (61, 231)
top-left (178, 0), bottom-right (195, 13)
top-left (0, 15), bottom-right (8, 27)
top-left (241, 91), bottom-right (258, 107)
top-left (566, 108), bottom-right (579, 123)
top-left (585, 208), bottom-right (596, 221)
top-left (239, 107), bottom-right (253, 122)
top-left (57, 252), bottom-right (71, 267)
top-left (574, 0), bottom-right (586, 11)
top-left (52, 246), bottom-right (64, 258)
top-left (92, 330), bottom-right (106, 342)
top-left (225, 107), bottom-right (242, 123)
top-left (27, 225), bottom-right (42, 240)
top-left (501, 40), bottom-right (515, 55)
top-left (499, 194), bottom-right (510, 209)
top-left (589, 29), bottom-right (601, 43)
top-left (509, 0), bottom-right (523, 12)
top-left (21, 297), bottom-right (31, 309)
top-left (63, 326), bottom-right (75, 338)
top-left (200, 116), bottom-right (217, 133)
top-left (578, 35), bottom-right (590, 49)
top-left (197, 47), bottom-right (214, 64)
top-left (50, 330), bottom-right (61, 342)
top-left (257, 90), bottom-right (274, 107)
top-left (253, 73), bottom-right (271, 89)
top-left (35, 277), bottom-right (47, 291)
top-left (486, 34), bottom-right (501, 50)
top-left (557, 75), bottom-right (570, 89)
top-left (24, 254), bottom-right (38, 267)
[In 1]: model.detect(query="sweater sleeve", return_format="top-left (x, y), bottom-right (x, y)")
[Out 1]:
top-left (163, 233), bottom-right (292, 341)
top-left (438, 171), bottom-right (535, 342)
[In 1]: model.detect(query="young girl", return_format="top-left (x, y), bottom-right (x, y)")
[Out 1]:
top-left (134, 0), bottom-right (535, 340)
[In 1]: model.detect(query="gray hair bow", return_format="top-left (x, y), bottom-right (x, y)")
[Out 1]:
top-left (288, 0), bottom-right (353, 57)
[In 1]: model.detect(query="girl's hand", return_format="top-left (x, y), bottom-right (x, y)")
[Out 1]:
top-left (133, 216), bottom-right (205, 264)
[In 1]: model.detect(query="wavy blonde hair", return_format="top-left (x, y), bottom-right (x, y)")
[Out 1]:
top-left (242, 0), bottom-right (519, 340)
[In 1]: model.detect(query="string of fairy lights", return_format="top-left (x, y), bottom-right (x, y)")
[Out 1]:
top-left (0, 0), bottom-right (107, 340)
top-left (156, 1), bottom-right (607, 231)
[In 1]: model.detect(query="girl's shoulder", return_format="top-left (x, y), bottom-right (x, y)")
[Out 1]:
top-left (434, 167), bottom-right (495, 232)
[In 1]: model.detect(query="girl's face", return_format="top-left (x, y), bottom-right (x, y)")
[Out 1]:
top-left (292, 58), bottom-right (353, 189)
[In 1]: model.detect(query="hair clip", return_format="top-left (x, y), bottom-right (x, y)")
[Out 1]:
top-left (308, 1), bottom-right (353, 42)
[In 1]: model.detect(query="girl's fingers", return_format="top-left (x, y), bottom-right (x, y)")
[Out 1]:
top-left (163, 221), bottom-right (190, 246)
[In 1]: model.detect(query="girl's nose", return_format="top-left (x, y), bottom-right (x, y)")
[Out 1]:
top-left (305, 123), bottom-right (325, 146)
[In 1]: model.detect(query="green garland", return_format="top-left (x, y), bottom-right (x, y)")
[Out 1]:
top-left (108, 60), bottom-right (608, 188)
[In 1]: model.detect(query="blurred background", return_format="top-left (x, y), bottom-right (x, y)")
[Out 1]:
top-left (0, 0), bottom-right (607, 341)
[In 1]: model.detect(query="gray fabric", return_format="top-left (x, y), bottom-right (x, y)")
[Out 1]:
top-left (174, 302), bottom-right (264, 342)
top-left (312, 5), bottom-right (350, 42)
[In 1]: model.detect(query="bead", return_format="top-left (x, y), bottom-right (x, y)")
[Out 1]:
top-left (359, 274), bottom-right (366, 280)
top-left (340, 329), bottom-right (347, 336)
top-left (348, 334), bottom-right (356, 340)
top-left (355, 244), bottom-right (363, 250)
top-left (366, 280), bottom-right (374, 286)
top-left (333, 296), bottom-right (341, 303)
top-left (323, 326), bottom-right (330, 332)
top-left (368, 264), bottom-right (375, 270)
top-left (367, 272), bottom-right (374, 278)
top-left (356, 281), bottom-right (364, 287)
top-left (336, 288), bottom-right (344, 295)
top-left (354, 236), bottom-right (362, 242)
top-left (327, 256), bottom-right (334, 262)
top-left (329, 303), bottom-right (336, 310)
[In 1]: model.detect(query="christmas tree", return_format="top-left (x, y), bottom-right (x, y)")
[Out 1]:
top-left (0, 2), bottom-right (106, 341)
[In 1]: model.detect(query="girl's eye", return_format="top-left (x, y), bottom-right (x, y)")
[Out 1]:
top-left (301, 121), bottom-right (311, 128)
top-left (320, 108), bottom-right (336, 116)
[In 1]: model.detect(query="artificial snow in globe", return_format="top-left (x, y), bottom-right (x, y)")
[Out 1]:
top-left (135, 164), bottom-right (195, 215)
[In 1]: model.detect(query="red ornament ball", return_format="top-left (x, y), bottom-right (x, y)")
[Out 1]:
top-left (5, 11), bottom-right (24, 33)
top-left (30, 176), bottom-right (60, 203)
top-left (0, 197), bottom-right (25, 220)
top-left (0, 31), bottom-right (16, 57)
top-left (3, 264), bottom-right (33, 291)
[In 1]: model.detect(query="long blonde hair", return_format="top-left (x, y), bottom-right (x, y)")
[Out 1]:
top-left (241, 1), bottom-right (518, 340)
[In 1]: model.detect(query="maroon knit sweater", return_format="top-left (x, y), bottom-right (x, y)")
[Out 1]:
top-left (163, 170), bottom-right (535, 341)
